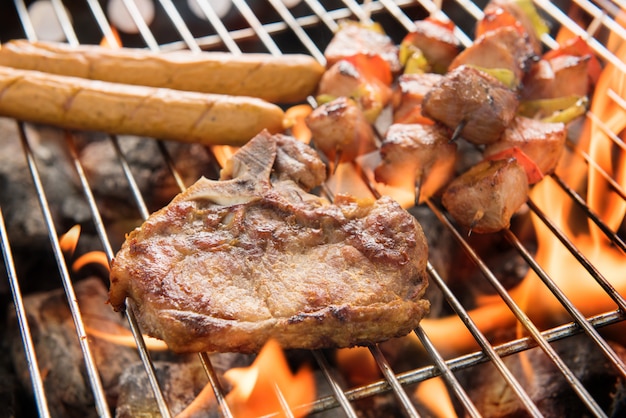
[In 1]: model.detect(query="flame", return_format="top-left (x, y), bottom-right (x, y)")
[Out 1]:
top-left (415, 377), bottom-right (456, 418)
top-left (335, 346), bottom-right (380, 386)
top-left (60, 224), bottom-right (81, 256)
top-left (100, 27), bottom-right (122, 48)
top-left (176, 382), bottom-right (217, 418)
top-left (284, 104), bottom-right (313, 143)
top-left (326, 161), bottom-right (377, 199)
top-left (85, 324), bottom-right (169, 351)
top-left (211, 145), bottom-right (239, 169)
top-left (72, 250), bottom-right (111, 272)
top-left (224, 339), bottom-right (316, 418)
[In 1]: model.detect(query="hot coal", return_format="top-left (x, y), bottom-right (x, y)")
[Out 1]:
top-left (7, 277), bottom-right (139, 418)
top-left (456, 334), bottom-right (626, 417)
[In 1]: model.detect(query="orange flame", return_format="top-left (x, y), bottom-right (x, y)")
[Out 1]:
top-left (284, 104), bottom-right (313, 143)
top-left (224, 339), bottom-right (316, 418)
top-left (85, 324), bottom-right (169, 351)
top-left (60, 224), bottom-right (81, 256)
top-left (211, 145), bottom-right (239, 169)
top-left (415, 377), bottom-right (456, 418)
top-left (100, 27), bottom-right (122, 49)
top-left (72, 250), bottom-right (111, 272)
top-left (335, 346), bottom-right (380, 386)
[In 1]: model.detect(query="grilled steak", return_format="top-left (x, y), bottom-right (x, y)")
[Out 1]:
top-left (109, 131), bottom-right (430, 353)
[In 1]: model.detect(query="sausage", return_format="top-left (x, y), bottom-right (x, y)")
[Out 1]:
top-left (0, 66), bottom-right (285, 146)
top-left (0, 39), bottom-right (325, 104)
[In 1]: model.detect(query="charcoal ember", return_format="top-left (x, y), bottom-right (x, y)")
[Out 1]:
top-left (0, 118), bottom-right (91, 293)
top-left (76, 135), bottom-right (217, 250)
top-left (0, 326), bottom-right (21, 418)
top-left (7, 277), bottom-right (139, 418)
top-left (457, 334), bottom-right (626, 417)
top-left (115, 360), bottom-right (210, 418)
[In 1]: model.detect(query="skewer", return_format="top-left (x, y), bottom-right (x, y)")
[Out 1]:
top-left (414, 170), bottom-right (424, 206)
top-left (450, 119), bottom-right (467, 142)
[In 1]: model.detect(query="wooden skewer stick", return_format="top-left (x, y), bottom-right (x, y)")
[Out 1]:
top-left (450, 119), bottom-right (467, 143)
top-left (414, 170), bottom-right (425, 206)
top-left (468, 209), bottom-right (485, 236)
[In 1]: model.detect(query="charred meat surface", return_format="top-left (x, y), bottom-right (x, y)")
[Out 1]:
top-left (441, 158), bottom-right (529, 233)
top-left (422, 65), bottom-right (519, 145)
top-left (449, 26), bottom-right (536, 86)
top-left (317, 59), bottom-right (393, 122)
top-left (484, 116), bottom-right (567, 176)
top-left (324, 21), bottom-right (401, 73)
top-left (109, 131), bottom-right (430, 353)
top-left (305, 96), bottom-right (376, 166)
top-left (375, 123), bottom-right (457, 203)
top-left (522, 54), bottom-right (591, 100)
top-left (399, 18), bottom-right (461, 73)
top-left (392, 73), bottom-right (443, 124)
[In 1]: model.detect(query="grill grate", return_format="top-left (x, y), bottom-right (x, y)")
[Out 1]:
top-left (1, 0), bottom-right (626, 417)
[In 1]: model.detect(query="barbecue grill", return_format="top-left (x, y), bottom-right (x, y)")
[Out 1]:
top-left (1, 0), bottom-right (625, 417)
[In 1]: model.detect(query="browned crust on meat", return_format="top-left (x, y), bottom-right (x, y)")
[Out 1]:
top-left (109, 133), bottom-right (429, 353)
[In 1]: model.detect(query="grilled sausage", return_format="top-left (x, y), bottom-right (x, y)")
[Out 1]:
top-left (0, 39), bottom-right (325, 104)
top-left (0, 66), bottom-right (285, 146)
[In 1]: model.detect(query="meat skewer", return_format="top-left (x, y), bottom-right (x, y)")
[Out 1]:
top-left (421, 65), bottom-right (519, 145)
top-left (323, 21), bottom-right (401, 74)
top-left (375, 123), bottom-right (456, 205)
top-left (392, 73), bottom-right (443, 124)
top-left (484, 116), bottom-right (567, 178)
top-left (305, 96), bottom-right (377, 170)
top-left (441, 157), bottom-right (529, 234)
top-left (399, 17), bottom-right (461, 74)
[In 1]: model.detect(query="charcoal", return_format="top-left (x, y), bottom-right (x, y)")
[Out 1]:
top-left (7, 277), bottom-right (139, 418)
top-left (456, 334), bottom-right (626, 417)
top-left (115, 360), bottom-right (211, 418)
top-left (0, 331), bottom-right (20, 418)
top-left (116, 352), bottom-right (254, 417)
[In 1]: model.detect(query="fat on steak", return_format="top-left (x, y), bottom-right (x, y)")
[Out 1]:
top-left (108, 130), bottom-right (430, 353)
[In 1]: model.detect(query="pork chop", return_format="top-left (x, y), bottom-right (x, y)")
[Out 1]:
top-left (109, 130), bottom-right (430, 353)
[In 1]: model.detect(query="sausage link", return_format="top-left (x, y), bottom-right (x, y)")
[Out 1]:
top-left (0, 66), bottom-right (285, 146)
top-left (0, 40), bottom-right (324, 104)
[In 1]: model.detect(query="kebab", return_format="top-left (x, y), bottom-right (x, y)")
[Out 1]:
top-left (305, 96), bottom-right (377, 169)
top-left (374, 123), bottom-right (457, 205)
top-left (304, 21), bottom-right (398, 165)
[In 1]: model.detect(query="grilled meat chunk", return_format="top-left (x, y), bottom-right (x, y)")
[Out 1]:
top-left (478, 0), bottom-right (545, 55)
top-left (442, 157), bottom-right (529, 233)
top-left (306, 96), bottom-right (376, 165)
top-left (484, 116), bottom-right (567, 176)
top-left (273, 133), bottom-right (327, 190)
top-left (400, 18), bottom-right (461, 73)
top-left (522, 55), bottom-right (591, 100)
top-left (317, 59), bottom-right (393, 122)
top-left (375, 123), bottom-right (456, 203)
top-left (422, 65), bottom-right (519, 145)
top-left (449, 26), bottom-right (536, 86)
top-left (109, 131), bottom-right (430, 353)
top-left (392, 73), bottom-right (443, 124)
top-left (324, 21), bottom-right (401, 73)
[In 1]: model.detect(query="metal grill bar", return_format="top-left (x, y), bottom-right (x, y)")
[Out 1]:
top-left (1, 0), bottom-right (625, 417)
top-left (502, 228), bottom-right (626, 378)
top-left (427, 199), bottom-right (609, 417)
top-left (0, 208), bottom-right (51, 418)
top-left (17, 123), bottom-right (112, 418)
